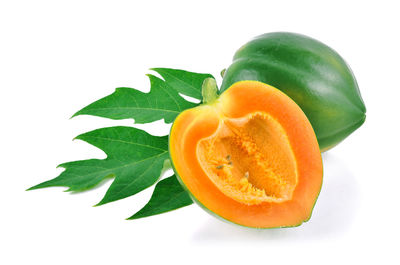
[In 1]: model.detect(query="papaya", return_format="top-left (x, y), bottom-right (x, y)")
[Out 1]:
top-left (220, 32), bottom-right (366, 151)
top-left (169, 79), bottom-right (323, 228)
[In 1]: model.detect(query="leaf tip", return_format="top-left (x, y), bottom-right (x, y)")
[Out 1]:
top-left (93, 199), bottom-right (107, 207)
top-left (149, 67), bottom-right (165, 77)
top-left (69, 112), bottom-right (78, 119)
top-left (94, 198), bottom-right (107, 207)
top-left (70, 108), bottom-right (86, 119)
top-left (26, 181), bottom-right (48, 191)
top-left (126, 214), bottom-right (138, 220)
top-left (72, 132), bottom-right (85, 142)
top-left (56, 163), bottom-right (67, 169)
top-left (26, 186), bottom-right (36, 191)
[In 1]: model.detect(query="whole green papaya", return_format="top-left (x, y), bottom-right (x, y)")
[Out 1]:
top-left (220, 32), bottom-right (366, 151)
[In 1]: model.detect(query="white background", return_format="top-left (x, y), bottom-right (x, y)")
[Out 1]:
top-left (1, 0), bottom-right (399, 264)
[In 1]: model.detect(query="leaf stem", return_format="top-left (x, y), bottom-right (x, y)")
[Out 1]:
top-left (201, 78), bottom-right (218, 104)
top-left (161, 159), bottom-right (172, 175)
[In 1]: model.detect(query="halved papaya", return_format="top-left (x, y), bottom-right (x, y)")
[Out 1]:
top-left (169, 80), bottom-right (323, 228)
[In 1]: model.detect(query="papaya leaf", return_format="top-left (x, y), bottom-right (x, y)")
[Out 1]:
top-left (71, 68), bottom-right (214, 123)
top-left (28, 126), bottom-right (170, 206)
top-left (29, 68), bottom-right (213, 218)
top-left (128, 175), bottom-right (193, 220)
top-left (151, 68), bottom-right (214, 100)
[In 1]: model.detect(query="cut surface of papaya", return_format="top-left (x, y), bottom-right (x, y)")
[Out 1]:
top-left (169, 80), bottom-right (323, 228)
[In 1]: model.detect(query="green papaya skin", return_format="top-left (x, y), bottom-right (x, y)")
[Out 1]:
top-left (220, 32), bottom-right (366, 151)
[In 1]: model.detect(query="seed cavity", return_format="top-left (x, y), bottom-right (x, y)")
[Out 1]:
top-left (197, 112), bottom-right (298, 205)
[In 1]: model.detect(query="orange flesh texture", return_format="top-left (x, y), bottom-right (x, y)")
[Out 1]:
top-left (170, 81), bottom-right (323, 228)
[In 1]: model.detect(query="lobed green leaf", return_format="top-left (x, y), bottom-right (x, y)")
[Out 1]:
top-left (29, 68), bottom-right (212, 218)
top-left (72, 68), bottom-right (214, 123)
top-left (28, 126), bottom-right (169, 206)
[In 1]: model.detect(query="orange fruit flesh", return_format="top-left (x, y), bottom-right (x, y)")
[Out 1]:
top-left (197, 111), bottom-right (297, 205)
